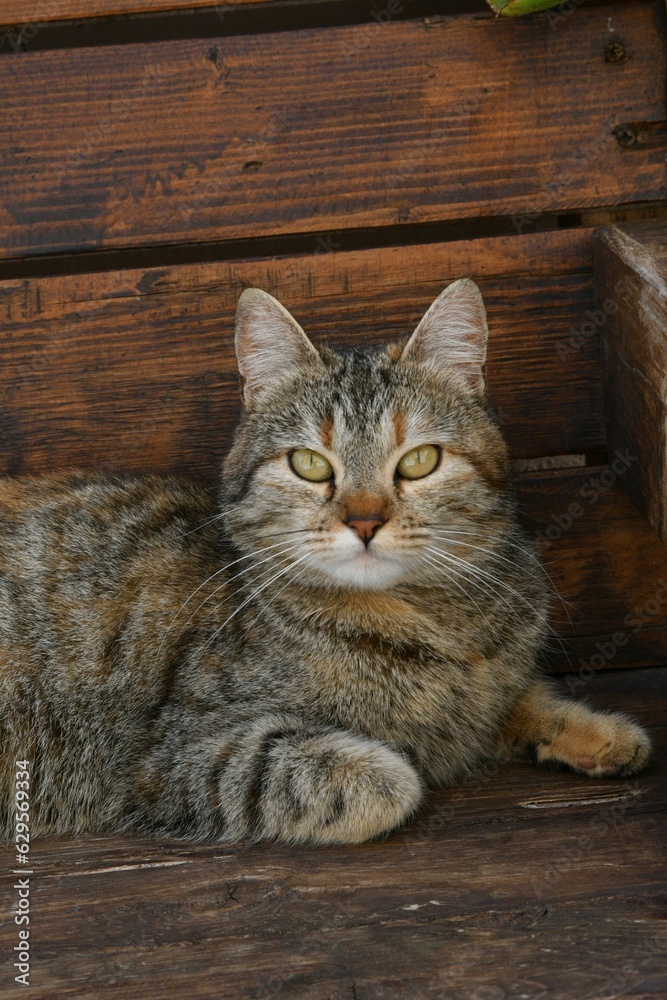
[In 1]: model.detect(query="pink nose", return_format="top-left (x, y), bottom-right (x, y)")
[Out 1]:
top-left (345, 515), bottom-right (385, 545)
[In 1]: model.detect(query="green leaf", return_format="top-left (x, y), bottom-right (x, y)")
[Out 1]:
top-left (486, 0), bottom-right (568, 15)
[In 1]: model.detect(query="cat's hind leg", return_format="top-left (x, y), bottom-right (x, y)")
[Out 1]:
top-left (501, 681), bottom-right (651, 778)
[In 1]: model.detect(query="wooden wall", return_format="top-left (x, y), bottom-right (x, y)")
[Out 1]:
top-left (0, 0), bottom-right (666, 671)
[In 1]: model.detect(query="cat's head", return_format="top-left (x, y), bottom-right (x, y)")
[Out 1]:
top-left (221, 281), bottom-right (511, 592)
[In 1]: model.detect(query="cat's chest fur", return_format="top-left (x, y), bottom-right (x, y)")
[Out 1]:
top-left (236, 589), bottom-right (520, 784)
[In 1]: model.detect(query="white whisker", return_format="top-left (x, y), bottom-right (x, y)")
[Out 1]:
top-left (188, 543), bottom-right (302, 631)
top-left (421, 552), bottom-right (495, 633)
top-left (177, 511), bottom-right (225, 537)
top-left (244, 554), bottom-right (316, 631)
top-left (429, 529), bottom-right (577, 626)
top-left (422, 524), bottom-right (544, 561)
top-left (430, 531), bottom-right (553, 591)
top-left (426, 547), bottom-right (517, 618)
top-left (427, 544), bottom-right (570, 663)
top-left (429, 544), bottom-right (547, 624)
top-left (155, 539), bottom-right (299, 661)
top-left (194, 551), bottom-right (313, 658)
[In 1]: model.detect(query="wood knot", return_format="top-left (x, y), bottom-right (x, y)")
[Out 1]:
top-left (604, 42), bottom-right (627, 63)
top-left (613, 124), bottom-right (637, 148)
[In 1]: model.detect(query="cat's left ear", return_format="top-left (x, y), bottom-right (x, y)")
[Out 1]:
top-left (234, 288), bottom-right (323, 407)
top-left (398, 278), bottom-right (488, 394)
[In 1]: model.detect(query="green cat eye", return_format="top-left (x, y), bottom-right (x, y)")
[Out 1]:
top-left (290, 449), bottom-right (334, 483)
top-left (397, 445), bottom-right (440, 480)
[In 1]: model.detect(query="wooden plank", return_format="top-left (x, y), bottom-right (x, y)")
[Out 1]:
top-left (1, 4), bottom-right (665, 259)
top-left (520, 465), bottom-right (667, 671)
top-left (1, 667), bottom-right (664, 999)
top-left (595, 222), bottom-right (667, 542)
top-left (0, 0), bottom-right (259, 28)
top-left (0, 229), bottom-right (602, 471)
top-left (4, 229), bottom-right (667, 670)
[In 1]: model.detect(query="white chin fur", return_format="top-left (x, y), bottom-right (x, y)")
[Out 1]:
top-left (318, 552), bottom-right (407, 590)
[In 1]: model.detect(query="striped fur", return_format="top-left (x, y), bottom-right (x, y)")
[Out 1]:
top-left (0, 283), bottom-right (651, 845)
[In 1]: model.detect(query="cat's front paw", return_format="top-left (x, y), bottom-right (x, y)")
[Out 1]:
top-left (245, 729), bottom-right (424, 845)
top-left (537, 709), bottom-right (652, 778)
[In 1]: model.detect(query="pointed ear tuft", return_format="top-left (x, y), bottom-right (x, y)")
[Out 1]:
top-left (234, 288), bottom-right (323, 406)
top-left (399, 278), bottom-right (488, 392)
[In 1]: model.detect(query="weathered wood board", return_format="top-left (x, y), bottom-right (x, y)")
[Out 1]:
top-left (1, 667), bottom-right (664, 999)
top-left (520, 465), bottom-right (667, 670)
top-left (0, 229), bottom-right (602, 471)
top-left (0, 3), bottom-right (664, 258)
top-left (2, 229), bottom-right (667, 669)
top-left (596, 222), bottom-right (667, 542)
top-left (0, 0), bottom-right (256, 24)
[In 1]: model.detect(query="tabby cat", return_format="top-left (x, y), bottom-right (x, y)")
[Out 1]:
top-left (0, 280), bottom-right (651, 845)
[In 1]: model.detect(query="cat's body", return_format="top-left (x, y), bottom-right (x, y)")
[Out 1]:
top-left (0, 282), bottom-right (651, 844)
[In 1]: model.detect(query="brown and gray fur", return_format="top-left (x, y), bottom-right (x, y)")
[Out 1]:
top-left (0, 281), bottom-right (652, 845)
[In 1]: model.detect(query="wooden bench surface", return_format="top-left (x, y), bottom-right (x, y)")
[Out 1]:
top-left (0, 229), bottom-right (601, 467)
top-left (1, 667), bottom-right (664, 999)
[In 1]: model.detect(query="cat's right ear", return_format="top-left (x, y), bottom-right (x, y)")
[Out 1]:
top-left (234, 289), bottom-right (323, 407)
top-left (398, 278), bottom-right (488, 394)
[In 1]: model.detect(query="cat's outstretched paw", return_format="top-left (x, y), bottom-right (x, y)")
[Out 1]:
top-left (536, 709), bottom-right (652, 778)
top-left (502, 683), bottom-right (652, 780)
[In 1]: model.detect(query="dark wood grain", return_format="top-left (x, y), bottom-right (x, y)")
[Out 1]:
top-left (0, 229), bottom-right (601, 473)
top-left (3, 229), bottom-right (667, 670)
top-left (1, 667), bottom-right (664, 999)
top-left (520, 465), bottom-right (667, 671)
top-left (595, 222), bottom-right (667, 542)
top-left (0, 0), bottom-right (259, 25)
top-left (1, 3), bottom-right (665, 259)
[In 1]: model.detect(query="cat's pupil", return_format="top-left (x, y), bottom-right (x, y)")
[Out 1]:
top-left (397, 444), bottom-right (440, 479)
top-left (290, 448), bottom-right (333, 482)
